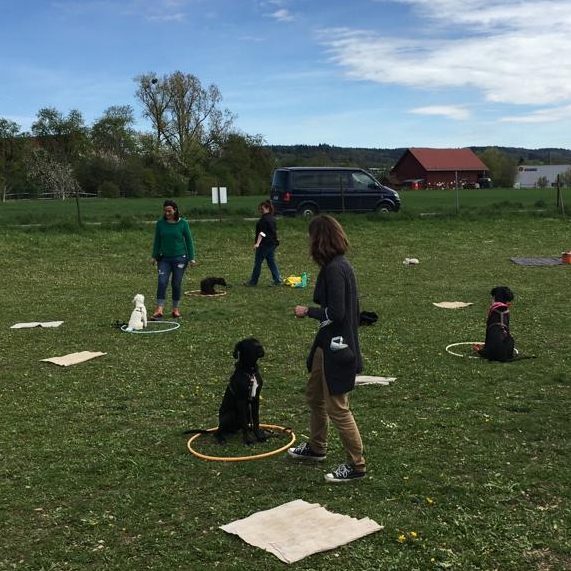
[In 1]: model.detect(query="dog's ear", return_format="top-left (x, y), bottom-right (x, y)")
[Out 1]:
top-left (233, 341), bottom-right (242, 360)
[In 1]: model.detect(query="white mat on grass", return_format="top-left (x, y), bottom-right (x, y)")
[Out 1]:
top-left (41, 351), bottom-right (107, 367)
top-left (220, 499), bottom-right (382, 564)
top-left (432, 301), bottom-right (473, 309)
top-left (11, 321), bottom-right (64, 329)
top-left (355, 375), bottom-right (396, 386)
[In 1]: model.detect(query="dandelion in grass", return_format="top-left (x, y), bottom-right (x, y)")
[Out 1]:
top-left (397, 534), bottom-right (407, 543)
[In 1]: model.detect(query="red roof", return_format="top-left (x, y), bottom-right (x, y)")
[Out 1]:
top-left (405, 148), bottom-right (488, 171)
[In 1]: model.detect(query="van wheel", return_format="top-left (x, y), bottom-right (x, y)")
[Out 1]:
top-left (298, 204), bottom-right (317, 217)
top-left (375, 202), bottom-right (392, 214)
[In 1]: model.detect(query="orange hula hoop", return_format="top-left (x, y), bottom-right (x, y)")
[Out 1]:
top-left (186, 423), bottom-right (296, 462)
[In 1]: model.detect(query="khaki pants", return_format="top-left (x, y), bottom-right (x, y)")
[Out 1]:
top-left (306, 348), bottom-right (365, 472)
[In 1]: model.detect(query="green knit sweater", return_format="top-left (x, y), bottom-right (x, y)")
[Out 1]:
top-left (152, 218), bottom-right (195, 260)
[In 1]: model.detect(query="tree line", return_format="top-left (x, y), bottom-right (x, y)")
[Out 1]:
top-left (2, 70), bottom-right (571, 200)
top-left (0, 71), bottom-right (275, 201)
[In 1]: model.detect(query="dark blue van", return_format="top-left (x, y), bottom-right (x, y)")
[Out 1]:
top-left (270, 167), bottom-right (400, 216)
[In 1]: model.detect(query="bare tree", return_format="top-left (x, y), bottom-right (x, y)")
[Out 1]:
top-left (134, 71), bottom-right (235, 176)
top-left (26, 148), bottom-right (81, 200)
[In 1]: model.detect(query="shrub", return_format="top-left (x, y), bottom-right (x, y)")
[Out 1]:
top-left (98, 180), bottom-right (121, 198)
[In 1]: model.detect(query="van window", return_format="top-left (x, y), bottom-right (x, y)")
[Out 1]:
top-left (293, 172), bottom-right (350, 188)
top-left (272, 170), bottom-right (289, 189)
top-left (351, 171), bottom-right (376, 190)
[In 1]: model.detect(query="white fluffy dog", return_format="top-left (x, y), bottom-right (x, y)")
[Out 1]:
top-left (127, 294), bottom-right (148, 331)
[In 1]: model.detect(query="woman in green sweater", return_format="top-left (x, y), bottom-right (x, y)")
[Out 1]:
top-left (151, 200), bottom-right (196, 319)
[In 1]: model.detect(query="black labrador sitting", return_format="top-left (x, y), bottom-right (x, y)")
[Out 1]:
top-left (215, 337), bottom-right (268, 444)
top-left (477, 286), bottom-right (515, 362)
top-left (200, 277), bottom-right (227, 295)
top-left (184, 338), bottom-right (268, 444)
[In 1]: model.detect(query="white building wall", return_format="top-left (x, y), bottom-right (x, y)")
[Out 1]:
top-left (515, 165), bottom-right (571, 188)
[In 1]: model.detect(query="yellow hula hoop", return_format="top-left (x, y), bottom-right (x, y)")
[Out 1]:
top-left (187, 423), bottom-right (296, 462)
top-left (184, 290), bottom-right (228, 297)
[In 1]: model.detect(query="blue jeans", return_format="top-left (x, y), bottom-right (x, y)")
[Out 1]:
top-left (248, 245), bottom-right (281, 285)
top-left (156, 255), bottom-right (188, 307)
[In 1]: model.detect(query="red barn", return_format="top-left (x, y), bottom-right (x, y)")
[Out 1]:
top-left (391, 148), bottom-right (489, 189)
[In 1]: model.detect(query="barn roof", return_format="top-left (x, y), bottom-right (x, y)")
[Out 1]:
top-left (398, 148), bottom-right (488, 171)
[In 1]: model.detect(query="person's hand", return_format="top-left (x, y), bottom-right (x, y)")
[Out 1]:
top-left (190, 259), bottom-right (197, 266)
top-left (151, 258), bottom-right (157, 266)
top-left (294, 305), bottom-right (309, 318)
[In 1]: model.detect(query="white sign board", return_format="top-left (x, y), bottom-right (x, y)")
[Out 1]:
top-left (211, 187), bottom-right (228, 204)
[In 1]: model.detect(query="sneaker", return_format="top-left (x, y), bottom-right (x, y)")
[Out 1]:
top-left (324, 464), bottom-right (366, 483)
top-left (287, 442), bottom-right (326, 461)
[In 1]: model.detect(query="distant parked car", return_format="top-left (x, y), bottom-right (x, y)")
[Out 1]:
top-left (270, 167), bottom-right (401, 216)
top-left (478, 177), bottom-right (493, 188)
top-left (400, 178), bottom-right (425, 190)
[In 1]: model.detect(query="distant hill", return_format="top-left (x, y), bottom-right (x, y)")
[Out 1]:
top-left (267, 144), bottom-right (571, 172)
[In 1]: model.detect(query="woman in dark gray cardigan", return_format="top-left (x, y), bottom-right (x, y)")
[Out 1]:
top-left (288, 215), bottom-right (365, 483)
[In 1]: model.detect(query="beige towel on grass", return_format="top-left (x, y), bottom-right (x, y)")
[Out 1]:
top-left (220, 499), bottom-right (382, 564)
top-left (432, 301), bottom-right (473, 309)
top-left (11, 321), bottom-right (64, 329)
top-left (355, 375), bottom-right (396, 386)
top-left (41, 351), bottom-right (107, 367)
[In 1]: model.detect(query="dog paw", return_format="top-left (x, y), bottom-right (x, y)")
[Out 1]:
top-left (254, 429), bottom-right (270, 442)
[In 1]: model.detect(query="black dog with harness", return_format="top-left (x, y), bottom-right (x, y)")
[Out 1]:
top-left (478, 286), bottom-right (515, 362)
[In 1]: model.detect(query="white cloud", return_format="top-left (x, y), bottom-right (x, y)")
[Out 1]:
top-left (270, 8), bottom-right (294, 22)
top-left (321, 1), bottom-right (571, 107)
top-left (410, 106), bottom-right (470, 120)
top-left (500, 105), bottom-right (571, 123)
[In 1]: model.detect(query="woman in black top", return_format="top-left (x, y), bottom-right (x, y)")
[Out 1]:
top-left (245, 200), bottom-right (282, 286)
top-left (288, 215), bottom-right (365, 483)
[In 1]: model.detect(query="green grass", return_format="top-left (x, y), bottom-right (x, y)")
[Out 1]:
top-left (0, 209), bottom-right (570, 570)
top-left (0, 187), bottom-right (566, 227)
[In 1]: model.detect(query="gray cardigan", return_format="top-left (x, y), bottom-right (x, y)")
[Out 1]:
top-left (306, 255), bottom-right (362, 395)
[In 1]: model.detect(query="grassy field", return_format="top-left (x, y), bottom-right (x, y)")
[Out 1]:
top-left (0, 186), bottom-right (566, 226)
top-left (0, 201), bottom-right (570, 570)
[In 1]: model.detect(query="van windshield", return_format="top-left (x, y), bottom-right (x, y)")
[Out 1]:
top-left (272, 170), bottom-right (289, 189)
top-left (351, 171), bottom-right (376, 189)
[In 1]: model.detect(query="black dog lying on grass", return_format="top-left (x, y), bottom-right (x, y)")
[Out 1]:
top-left (476, 286), bottom-right (515, 362)
top-left (184, 338), bottom-right (269, 445)
top-left (200, 277), bottom-right (227, 295)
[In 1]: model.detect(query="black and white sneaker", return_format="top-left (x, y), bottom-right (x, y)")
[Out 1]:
top-left (324, 463), bottom-right (366, 483)
top-left (287, 442), bottom-right (326, 461)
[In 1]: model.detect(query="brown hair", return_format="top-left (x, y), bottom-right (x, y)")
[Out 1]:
top-left (308, 215), bottom-right (349, 267)
top-left (258, 200), bottom-right (274, 215)
top-left (163, 199), bottom-right (180, 221)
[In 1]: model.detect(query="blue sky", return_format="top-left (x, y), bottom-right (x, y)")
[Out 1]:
top-left (1, 0), bottom-right (570, 149)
